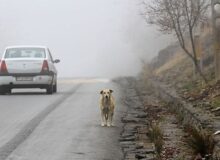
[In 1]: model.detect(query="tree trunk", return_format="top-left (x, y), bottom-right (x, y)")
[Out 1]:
top-left (193, 59), bottom-right (208, 83)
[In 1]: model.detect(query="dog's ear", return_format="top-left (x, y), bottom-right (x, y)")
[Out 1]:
top-left (100, 90), bottom-right (103, 94)
top-left (109, 89), bottom-right (113, 93)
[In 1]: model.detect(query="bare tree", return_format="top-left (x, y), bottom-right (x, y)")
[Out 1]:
top-left (144, 0), bottom-right (210, 82)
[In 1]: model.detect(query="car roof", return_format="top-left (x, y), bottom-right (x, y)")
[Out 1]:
top-left (5, 45), bottom-right (48, 50)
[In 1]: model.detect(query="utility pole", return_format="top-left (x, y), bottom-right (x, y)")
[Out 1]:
top-left (212, 0), bottom-right (220, 80)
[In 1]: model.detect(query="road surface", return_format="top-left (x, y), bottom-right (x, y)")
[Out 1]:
top-left (0, 78), bottom-right (124, 160)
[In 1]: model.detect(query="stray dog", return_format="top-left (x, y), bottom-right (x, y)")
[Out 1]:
top-left (99, 89), bottom-right (115, 127)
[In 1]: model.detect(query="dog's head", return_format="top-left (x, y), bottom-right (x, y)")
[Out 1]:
top-left (100, 89), bottom-right (113, 100)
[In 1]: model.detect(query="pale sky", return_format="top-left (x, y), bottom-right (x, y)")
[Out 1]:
top-left (0, 0), bottom-right (173, 78)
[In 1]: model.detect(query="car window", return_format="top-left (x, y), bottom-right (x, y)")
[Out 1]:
top-left (5, 48), bottom-right (46, 59)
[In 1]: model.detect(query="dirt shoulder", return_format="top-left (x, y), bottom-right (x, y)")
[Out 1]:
top-left (115, 77), bottom-right (193, 160)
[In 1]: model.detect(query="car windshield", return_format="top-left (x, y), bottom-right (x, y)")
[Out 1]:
top-left (5, 48), bottom-right (46, 59)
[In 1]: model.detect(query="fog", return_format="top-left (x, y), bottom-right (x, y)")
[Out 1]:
top-left (0, 0), bottom-right (173, 78)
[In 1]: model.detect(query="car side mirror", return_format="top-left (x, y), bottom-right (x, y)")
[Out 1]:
top-left (53, 59), bottom-right (60, 63)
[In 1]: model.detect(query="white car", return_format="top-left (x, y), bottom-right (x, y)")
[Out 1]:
top-left (0, 46), bottom-right (60, 94)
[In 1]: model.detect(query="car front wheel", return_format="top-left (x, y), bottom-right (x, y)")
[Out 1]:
top-left (53, 83), bottom-right (57, 93)
top-left (0, 87), bottom-right (11, 95)
top-left (0, 86), bottom-right (6, 95)
top-left (6, 88), bottom-right (11, 94)
top-left (46, 84), bottom-right (53, 94)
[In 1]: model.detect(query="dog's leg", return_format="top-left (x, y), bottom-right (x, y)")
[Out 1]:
top-left (101, 110), bottom-right (105, 127)
top-left (107, 112), bottom-right (112, 127)
top-left (110, 112), bottom-right (114, 126)
top-left (105, 113), bottom-right (108, 126)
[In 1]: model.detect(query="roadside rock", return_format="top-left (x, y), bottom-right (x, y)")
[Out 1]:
top-left (117, 77), bottom-right (156, 160)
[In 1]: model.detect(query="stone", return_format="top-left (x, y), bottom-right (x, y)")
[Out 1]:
top-left (136, 142), bottom-right (144, 149)
top-left (123, 146), bottom-right (136, 153)
top-left (121, 133), bottom-right (135, 138)
top-left (125, 153), bottom-right (136, 159)
top-left (119, 136), bottom-right (136, 142)
top-left (136, 113), bottom-right (148, 118)
top-left (122, 117), bottom-right (139, 123)
top-left (134, 149), bottom-right (155, 154)
top-left (120, 141), bottom-right (136, 147)
top-left (135, 153), bottom-right (146, 159)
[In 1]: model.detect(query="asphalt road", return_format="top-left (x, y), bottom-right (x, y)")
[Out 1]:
top-left (0, 78), bottom-right (124, 160)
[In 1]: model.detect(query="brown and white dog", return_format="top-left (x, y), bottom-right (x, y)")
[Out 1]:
top-left (99, 89), bottom-right (115, 127)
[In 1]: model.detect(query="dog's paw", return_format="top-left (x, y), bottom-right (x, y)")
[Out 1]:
top-left (101, 123), bottom-right (105, 127)
top-left (107, 123), bottom-right (111, 127)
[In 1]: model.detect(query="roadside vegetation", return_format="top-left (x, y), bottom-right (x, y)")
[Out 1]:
top-left (185, 126), bottom-right (215, 159)
top-left (140, 0), bottom-right (220, 111)
top-left (140, 40), bottom-right (218, 159)
top-left (138, 0), bottom-right (220, 159)
top-left (148, 122), bottom-right (164, 158)
top-left (143, 0), bottom-right (210, 82)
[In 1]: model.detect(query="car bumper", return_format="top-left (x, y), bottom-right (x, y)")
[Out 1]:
top-left (0, 75), bottom-right (53, 88)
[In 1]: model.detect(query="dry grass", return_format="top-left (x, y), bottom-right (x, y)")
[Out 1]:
top-left (154, 52), bottom-right (186, 76)
top-left (147, 123), bottom-right (164, 156)
top-left (211, 97), bottom-right (220, 109)
top-left (185, 126), bottom-right (215, 158)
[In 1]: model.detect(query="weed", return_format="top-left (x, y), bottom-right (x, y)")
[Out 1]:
top-left (185, 127), bottom-right (215, 158)
top-left (212, 97), bottom-right (220, 109)
top-left (182, 82), bottom-right (196, 91)
top-left (147, 123), bottom-right (164, 156)
top-left (173, 155), bottom-right (186, 160)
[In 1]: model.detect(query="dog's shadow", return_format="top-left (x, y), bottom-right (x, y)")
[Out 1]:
top-left (94, 124), bottom-right (119, 129)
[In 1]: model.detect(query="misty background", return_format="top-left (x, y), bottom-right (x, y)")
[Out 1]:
top-left (0, 0), bottom-right (173, 78)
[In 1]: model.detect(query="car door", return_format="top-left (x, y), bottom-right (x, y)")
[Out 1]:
top-left (47, 48), bottom-right (57, 75)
